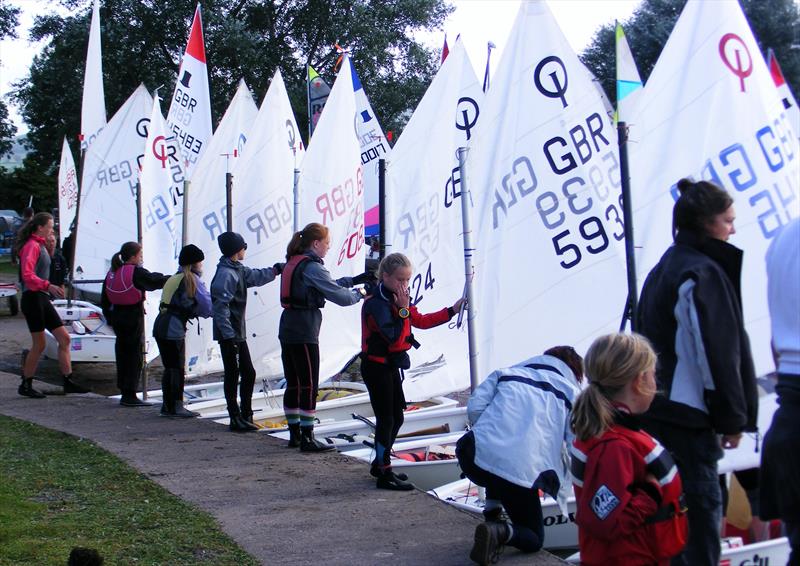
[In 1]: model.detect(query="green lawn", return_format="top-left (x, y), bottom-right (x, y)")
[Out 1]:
top-left (0, 255), bottom-right (17, 277)
top-left (0, 416), bottom-right (258, 566)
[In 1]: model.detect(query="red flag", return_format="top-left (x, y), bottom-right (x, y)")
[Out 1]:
top-left (441, 34), bottom-right (449, 65)
top-left (767, 48), bottom-right (786, 87)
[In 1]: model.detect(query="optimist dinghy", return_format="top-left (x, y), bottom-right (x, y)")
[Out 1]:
top-left (43, 300), bottom-right (115, 362)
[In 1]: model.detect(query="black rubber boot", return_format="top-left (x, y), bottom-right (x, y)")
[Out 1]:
top-left (18, 377), bottom-right (45, 399)
top-left (228, 408), bottom-right (258, 432)
top-left (370, 458), bottom-right (409, 481)
top-left (62, 374), bottom-right (90, 394)
top-left (300, 426), bottom-right (335, 452)
top-left (469, 521), bottom-right (509, 565)
top-left (120, 391), bottom-right (154, 407)
top-left (376, 470), bottom-right (415, 491)
top-left (287, 423), bottom-right (301, 448)
top-left (170, 370), bottom-right (198, 418)
top-left (160, 369), bottom-right (174, 416)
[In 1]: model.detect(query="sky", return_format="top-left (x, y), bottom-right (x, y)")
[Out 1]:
top-left (0, 0), bottom-right (641, 135)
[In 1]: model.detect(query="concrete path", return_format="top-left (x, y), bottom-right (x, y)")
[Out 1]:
top-left (0, 371), bottom-right (566, 565)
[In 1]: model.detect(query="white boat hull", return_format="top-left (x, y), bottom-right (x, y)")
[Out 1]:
top-left (44, 300), bottom-right (116, 363)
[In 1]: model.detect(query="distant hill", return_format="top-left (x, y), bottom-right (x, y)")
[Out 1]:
top-left (0, 135), bottom-right (28, 170)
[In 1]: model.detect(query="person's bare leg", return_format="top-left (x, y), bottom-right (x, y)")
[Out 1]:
top-left (52, 326), bottom-right (72, 376)
top-left (23, 332), bottom-right (45, 377)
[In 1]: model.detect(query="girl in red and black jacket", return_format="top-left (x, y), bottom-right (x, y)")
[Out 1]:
top-left (570, 333), bottom-right (687, 565)
top-left (360, 253), bottom-right (464, 491)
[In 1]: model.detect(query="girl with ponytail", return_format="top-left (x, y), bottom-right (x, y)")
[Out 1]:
top-left (101, 241), bottom-right (168, 406)
top-left (570, 333), bottom-right (686, 565)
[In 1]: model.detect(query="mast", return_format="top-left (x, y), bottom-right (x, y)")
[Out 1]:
top-left (457, 147), bottom-right (479, 393)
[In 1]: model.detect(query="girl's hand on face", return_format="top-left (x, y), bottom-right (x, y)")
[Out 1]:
top-left (395, 285), bottom-right (410, 309)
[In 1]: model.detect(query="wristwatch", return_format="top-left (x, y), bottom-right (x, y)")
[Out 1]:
top-left (398, 307), bottom-right (410, 319)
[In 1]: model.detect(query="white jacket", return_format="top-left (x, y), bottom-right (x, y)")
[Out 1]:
top-left (468, 355), bottom-right (580, 514)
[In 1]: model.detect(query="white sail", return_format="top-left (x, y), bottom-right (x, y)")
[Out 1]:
top-left (74, 85), bottom-right (153, 292)
top-left (350, 63), bottom-right (389, 237)
top-left (767, 49), bottom-right (800, 141)
top-left (297, 54), bottom-right (364, 379)
top-left (628, 0), bottom-right (800, 375)
top-left (386, 39), bottom-right (483, 401)
top-left (58, 137), bottom-right (79, 242)
top-left (184, 79), bottom-right (258, 376)
top-left (469, 0), bottom-right (628, 378)
top-left (166, 4), bottom-right (213, 181)
top-left (227, 70), bottom-right (304, 377)
top-left (140, 96), bottom-right (184, 362)
top-left (80, 0), bottom-right (106, 152)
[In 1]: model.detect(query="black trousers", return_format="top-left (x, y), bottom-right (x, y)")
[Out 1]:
top-left (219, 340), bottom-right (256, 415)
top-left (361, 358), bottom-right (406, 462)
top-left (111, 311), bottom-right (143, 393)
top-left (281, 342), bottom-right (321, 415)
top-left (456, 431), bottom-right (544, 553)
top-left (156, 338), bottom-right (185, 372)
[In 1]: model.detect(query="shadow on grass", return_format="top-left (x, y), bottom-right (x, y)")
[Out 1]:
top-left (0, 415), bottom-right (259, 566)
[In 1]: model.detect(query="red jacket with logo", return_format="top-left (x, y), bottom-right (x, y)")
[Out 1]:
top-left (571, 411), bottom-right (687, 565)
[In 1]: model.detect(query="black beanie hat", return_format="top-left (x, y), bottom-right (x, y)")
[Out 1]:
top-left (178, 244), bottom-right (204, 266)
top-left (217, 232), bottom-right (247, 257)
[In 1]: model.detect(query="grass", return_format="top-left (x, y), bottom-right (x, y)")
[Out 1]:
top-left (0, 415), bottom-right (259, 566)
top-left (0, 255), bottom-right (17, 277)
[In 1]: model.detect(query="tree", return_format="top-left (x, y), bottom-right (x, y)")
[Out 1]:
top-left (12, 0), bottom-right (452, 173)
top-left (581, 0), bottom-right (800, 107)
top-left (0, 0), bottom-right (20, 157)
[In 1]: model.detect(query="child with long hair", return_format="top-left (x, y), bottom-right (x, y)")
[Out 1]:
top-left (570, 333), bottom-right (687, 565)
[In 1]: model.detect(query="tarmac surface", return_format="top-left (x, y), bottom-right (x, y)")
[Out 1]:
top-left (0, 367), bottom-right (566, 565)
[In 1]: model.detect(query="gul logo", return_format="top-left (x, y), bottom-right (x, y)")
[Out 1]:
top-left (455, 97), bottom-right (479, 141)
top-left (719, 33), bottom-right (752, 92)
top-left (534, 55), bottom-right (568, 108)
top-left (738, 554), bottom-right (770, 566)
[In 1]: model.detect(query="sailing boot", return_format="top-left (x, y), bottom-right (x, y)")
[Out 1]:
top-left (370, 457), bottom-right (409, 481)
top-left (159, 369), bottom-right (174, 417)
top-left (469, 521), bottom-right (510, 566)
top-left (62, 374), bottom-right (90, 394)
top-left (171, 370), bottom-right (198, 418)
top-left (18, 377), bottom-right (45, 399)
top-left (376, 470), bottom-right (415, 491)
top-left (287, 423), bottom-right (302, 448)
top-left (299, 426), bottom-right (335, 452)
top-left (228, 407), bottom-right (258, 432)
top-left (120, 390), bottom-right (154, 407)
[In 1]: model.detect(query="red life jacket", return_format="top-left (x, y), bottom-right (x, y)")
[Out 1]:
top-left (104, 264), bottom-right (143, 306)
top-left (572, 423), bottom-right (688, 564)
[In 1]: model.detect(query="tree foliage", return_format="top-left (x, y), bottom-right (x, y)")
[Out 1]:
top-left (12, 0), bottom-right (452, 175)
top-left (0, 0), bottom-right (20, 157)
top-left (581, 0), bottom-right (800, 107)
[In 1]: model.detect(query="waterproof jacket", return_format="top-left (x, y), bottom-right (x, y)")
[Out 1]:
top-left (468, 355), bottom-right (580, 514)
top-left (101, 265), bottom-right (168, 322)
top-left (18, 235), bottom-right (50, 293)
top-left (360, 282), bottom-right (452, 369)
top-left (210, 256), bottom-right (278, 342)
top-left (152, 271), bottom-right (212, 341)
top-left (637, 231), bottom-right (758, 435)
top-left (571, 411), bottom-right (687, 565)
top-left (278, 251), bottom-right (362, 344)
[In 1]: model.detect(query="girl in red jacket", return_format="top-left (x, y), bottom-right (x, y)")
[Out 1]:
top-left (570, 333), bottom-right (687, 565)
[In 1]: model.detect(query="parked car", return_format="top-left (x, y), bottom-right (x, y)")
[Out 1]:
top-left (0, 209), bottom-right (22, 252)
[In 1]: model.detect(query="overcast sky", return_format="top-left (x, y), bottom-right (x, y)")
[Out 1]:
top-left (0, 0), bottom-right (640, 135)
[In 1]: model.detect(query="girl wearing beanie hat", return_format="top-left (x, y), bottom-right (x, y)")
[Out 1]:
top-left (152, 244), bottom-right (212, 417)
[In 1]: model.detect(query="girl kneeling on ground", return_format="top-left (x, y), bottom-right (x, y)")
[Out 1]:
top-left (360, 253), bottom-right (464, 490)
top-left (570, 333), bottom-right (687, 565)
top-left (152, 244), bottom-right (212, 418)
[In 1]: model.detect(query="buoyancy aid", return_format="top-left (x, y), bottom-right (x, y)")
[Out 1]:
top-left (280, 254), bottom-right (325, 309)
top-left (104, 264), bottom-right (143, 305)
top-left (571, 422), bottom-right (688, 562)
top-left (158, 273), bottom-right (194, 320)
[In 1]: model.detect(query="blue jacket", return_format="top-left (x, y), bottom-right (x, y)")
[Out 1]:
top-left (211, 257), bottom-right (278, 342)
top-left (152, 271), bottom-right (212, 341)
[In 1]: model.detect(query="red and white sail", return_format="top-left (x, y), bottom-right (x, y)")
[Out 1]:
top-left (166, 4), bottom-right (213, 181)
top-left (80, 0), bottom-right (106, 152)
top-left (57, 137), bottom-right (79, 242)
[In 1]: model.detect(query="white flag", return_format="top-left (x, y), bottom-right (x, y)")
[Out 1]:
top-left (629, 0), bottom-right (800, 375)
top-left (58, 137), bottom-right (79, 243)
top-left (184, 79), bottom-right (258, 376)
top-left (615, 21), bottom-right (643, 123)
top-left (229, 70), bottom-right (304, 378)
top-left (74, 85), bottom-right (152, 293)
top-left (386, 39), bottom-right (484, 401)
top-left (297, 54), bottom-right (364, 378)
top-left (470, 1), bottom-right (628, 378)
top-left (141, 96), bottom-right (184, 361)
top-left (166, 4), bottom-right (213, 181)
top-left (80, 0), bottom-right (106, 152)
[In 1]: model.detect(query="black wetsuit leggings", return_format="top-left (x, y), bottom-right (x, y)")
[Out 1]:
top-left (110, 309), bottom-right (143, 394)
top-left (281, 342), bottom-right (321, 415)
top-left (361, 358), bottom-right (406, 462)
top-left (219, 340), bottom-right (256, 415)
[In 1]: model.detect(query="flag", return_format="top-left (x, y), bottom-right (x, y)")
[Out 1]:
top-left (441, 34), bottom-right (449, 64)
top-left (80, 0), bottom-right (106, 152)
top-left (166, 4), bottom-right (213, 181)
top-left (615, 21), bottom-right (643, 123)
top-left (58, 137), bottom-right (79, 243)
top-left (307, 65), bottom-right (331, 138)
